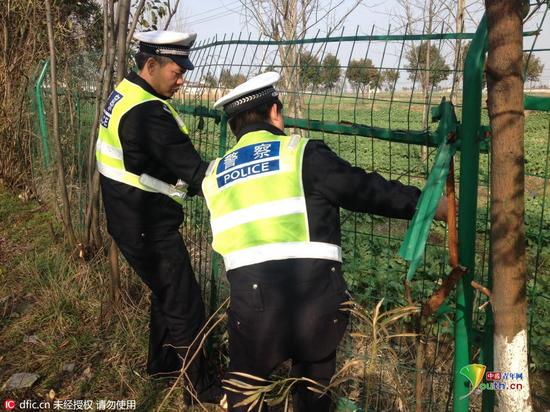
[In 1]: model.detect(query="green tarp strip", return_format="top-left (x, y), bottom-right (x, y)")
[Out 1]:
top-left (399, 139), bottom-right (456, 281)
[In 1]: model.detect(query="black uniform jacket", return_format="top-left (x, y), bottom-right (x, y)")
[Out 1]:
top-left (226, 122), bottom-right (421, 368)
top-left (100, 71), bottom-right (208, 241)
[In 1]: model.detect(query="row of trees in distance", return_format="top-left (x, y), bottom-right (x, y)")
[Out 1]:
top-left (203, 41), bottom-right (544, 93)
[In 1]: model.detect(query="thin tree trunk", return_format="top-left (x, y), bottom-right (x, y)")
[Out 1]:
top-left (451, 0), bottom-right (465, 101)
top-left (45, 0), bottom-right (77, 247)
top-left (115, 0), bottom-right (131, 83)
top-left (109, 237), bottom-right (121, 306)
top-left (416, 5), bottom-right (433, 400)
top-left (485, 0), bottom-right (532, 410)
top-left (89, 171), bottom-right (102, 248)
top-left (84, 0), bottom-right (109, 249)
top-left (84, 0), bottom-right (117, 250)
top-left (414, 316), bottom-right (425, 412)
top-left (109, 0), bottom-right (132, 302)
top-left (421, 0), bottom-right (433, 163)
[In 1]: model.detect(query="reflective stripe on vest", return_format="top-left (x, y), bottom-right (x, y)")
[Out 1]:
top-left (210, 197), bottom-right (306, 235)
top-left (202, 131), bottom-right (342, 270)
top-left (95, 78), bottom-right (189, 200)
top-left (223, 241), bottom-right (342, 271)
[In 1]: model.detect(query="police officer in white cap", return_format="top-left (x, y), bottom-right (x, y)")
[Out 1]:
top-left (201, 72), bottom-right (447, 411)
top-left (95, 31), bottom-right (220, 402)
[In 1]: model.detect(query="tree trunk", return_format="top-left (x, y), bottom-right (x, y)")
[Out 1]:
top-left (108, 0), bottom-right (132, 304)
top-left (421, 0), bottom-right (433, 164)
top-left (115, 0), bottom-right (131, 83)
top-left (84, 0), bottom-right (117, 250)
top-left (451, 0), bottom-right (465, 100)
top-left (45, 0), bottom-right (77, 248)
top-left (414, 317), bottom-right (425, 412)
top-left (485, 0), bottom-right (532, 410)
top-left (109, 237), bottom-right (121, 307)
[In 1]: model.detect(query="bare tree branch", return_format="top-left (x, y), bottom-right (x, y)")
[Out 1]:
top-left (296, 0), bottom-right (346, 38)
top-left (126, 0), bottom-right (146, 46)
top-left (316, 0), bottom-right (364, 38)
top-left (163, 0), bottom-right (182, 30)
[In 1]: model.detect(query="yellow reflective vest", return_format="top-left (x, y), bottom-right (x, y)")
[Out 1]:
top-left (95, 78), bottom-right (189, 203)
top-left (202, 130), bottom-right (342, 270)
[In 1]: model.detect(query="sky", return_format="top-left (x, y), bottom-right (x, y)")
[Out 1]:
top-left (163, 0), bottom-right (550, 87)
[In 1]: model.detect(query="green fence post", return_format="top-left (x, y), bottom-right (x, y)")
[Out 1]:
top-left (454, 15), bottom-right (487, 412)
top-left (35, 59), bottom-right (51, 168)
top-left (209, 114), bottom-right (229, 315)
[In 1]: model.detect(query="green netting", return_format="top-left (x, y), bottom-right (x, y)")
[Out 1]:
top-left (29, 5), bottom-right (550, 410)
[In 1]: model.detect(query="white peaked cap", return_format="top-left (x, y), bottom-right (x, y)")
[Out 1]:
top-left (134, 30), bottom-right (196, 46)
top-left (213, 72), bottom-right (281, 116)
top-left (134, 30), bottom-right (197, 70)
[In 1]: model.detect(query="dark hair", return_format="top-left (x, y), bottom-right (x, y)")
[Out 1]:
top-left (135, 52), bottom-right (173, 70)
top-left (228, 100), bottom-right (283, 135)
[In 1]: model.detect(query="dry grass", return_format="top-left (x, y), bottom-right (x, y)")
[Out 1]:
top-left (0, 186), bottom-right (224, 411)
top-left (330, 300), bottom-right (421, 412)
top-left (222, 299), bottom-right (423, 412)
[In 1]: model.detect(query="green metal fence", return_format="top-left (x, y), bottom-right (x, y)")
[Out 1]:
top-left (30, 6), bottom-right (550, 411)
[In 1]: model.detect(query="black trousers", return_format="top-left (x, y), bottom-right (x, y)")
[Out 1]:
top-left (114, 230), bottom-right (206, 379)
top-left (224, 261), bottom-right (349, 412)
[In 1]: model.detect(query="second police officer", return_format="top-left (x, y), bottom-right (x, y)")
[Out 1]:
top-left (202, 72), bottom-right (448, 411)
